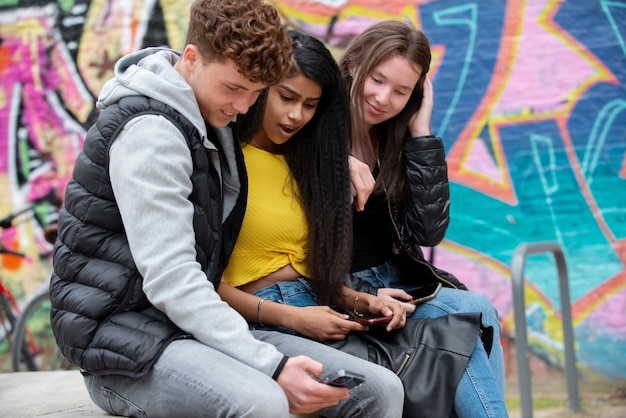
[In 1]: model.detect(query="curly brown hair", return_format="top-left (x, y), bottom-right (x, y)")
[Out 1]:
top-left (185, 0), bottom-right (292, 85)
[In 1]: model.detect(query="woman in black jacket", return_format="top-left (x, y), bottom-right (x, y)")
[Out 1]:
top-left (341, 20), bottom-right (508, 417)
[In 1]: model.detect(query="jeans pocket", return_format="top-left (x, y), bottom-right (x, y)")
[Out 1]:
top-left (101, 386), bottom-right (148, 418)
top-left (251, 279), bottom-right (318, 335)
top-left (351, 265), bottom-right (389, 289)
top-left (253, 279), bottom-right (318, 307)
top-left (277, 279), bottom-right (319, 307)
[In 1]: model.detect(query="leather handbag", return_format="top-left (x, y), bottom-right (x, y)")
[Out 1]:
top-left (326, 312), bottom-right (488, 418)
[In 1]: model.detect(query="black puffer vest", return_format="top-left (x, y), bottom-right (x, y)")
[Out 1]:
top-left (50, 96), bottom-right (246, 376)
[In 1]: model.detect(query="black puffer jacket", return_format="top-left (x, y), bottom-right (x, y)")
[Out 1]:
top-left (348, 134), bottom-right (466, 294)
top-left (49, 96), bottom-right (246, 376)
top-left (388, 134), bottom-right (467, 290)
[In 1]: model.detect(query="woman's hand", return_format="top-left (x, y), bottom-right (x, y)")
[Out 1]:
top-left (409, 77), bottom-right (434, 137)
top-left (348, 154), bottom-right (375, 212)
top-left (363, 294), bottom-right (407, 332)
top-left (377, 288), bottom-right (417, 315)
top-left (287, 306), bottom-right (368, 341)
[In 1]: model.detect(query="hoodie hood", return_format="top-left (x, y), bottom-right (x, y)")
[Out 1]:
top-left (98, 48), bottom-right (209, 144)
top-left (97, 47), bottom-right (244, 218)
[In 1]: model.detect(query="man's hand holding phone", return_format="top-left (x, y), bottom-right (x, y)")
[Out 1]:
top-left (320, 370), bottom-right (366, 389)
top-left (277, 356), bottom-right (350, 414)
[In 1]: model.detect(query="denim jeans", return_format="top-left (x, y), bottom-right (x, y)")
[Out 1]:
top-left (253, 278), bottom-right (507, 417)
top-left (251, 278), bottom-right (319, 335)
top-left (352, 261), bottom-right (509, 418)
top-left (83, 334), bottom-right (404, 418)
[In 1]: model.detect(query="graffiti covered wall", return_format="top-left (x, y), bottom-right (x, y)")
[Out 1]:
top-left (0, 0), bottom-right (624, 379)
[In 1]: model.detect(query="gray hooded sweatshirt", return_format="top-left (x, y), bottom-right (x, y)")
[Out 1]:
top-left (100, 47), bottom-right (285, 377)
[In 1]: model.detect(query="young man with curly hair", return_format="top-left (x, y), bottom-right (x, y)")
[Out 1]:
top-left (49, 1), bottom-right (404, 416)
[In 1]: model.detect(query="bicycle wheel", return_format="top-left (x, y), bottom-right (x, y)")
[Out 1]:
top-left (2, 291), bottom-right (39, 372)
top-left (0, 294), bottom-right (17, 368)
top-left (11, 289), bottom-right (70, 371)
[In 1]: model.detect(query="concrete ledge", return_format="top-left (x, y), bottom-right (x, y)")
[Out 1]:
top-left (0, 371), bottom-right (105, 417)
top-left (0, 371), bottom-right (316, 417)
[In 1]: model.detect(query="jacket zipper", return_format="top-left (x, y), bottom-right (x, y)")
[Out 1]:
top-left (384, 188), bottom-right (459, 290)
top-left (395, 352), bottom-right (411, 376)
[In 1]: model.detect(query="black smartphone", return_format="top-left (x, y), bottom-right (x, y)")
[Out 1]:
top-left (404, 283), bottom-right (442, 305)
top-left (320, 370), bottom-right (366, 389)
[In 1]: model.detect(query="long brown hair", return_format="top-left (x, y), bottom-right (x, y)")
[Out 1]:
top-left (339, 20), bottom-right (431, 200)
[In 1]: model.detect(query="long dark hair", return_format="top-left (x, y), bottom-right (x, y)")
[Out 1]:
top-left (238, 30), bottom-right (352, 305)
top-left (339, 20), bottom-right (431, 201)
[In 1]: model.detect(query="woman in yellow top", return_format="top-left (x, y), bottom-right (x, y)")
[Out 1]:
top-left (220, 32), bottom-right (403, 338)
top-left (218, 29), bottom-right (493, 417)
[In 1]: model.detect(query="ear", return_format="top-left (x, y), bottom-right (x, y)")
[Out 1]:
top-left (181, 44), bottom-right (201, 71)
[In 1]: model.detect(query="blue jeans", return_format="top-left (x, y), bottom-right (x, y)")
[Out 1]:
top-left (83, 334), bottom-right (404, 417)
top-left (352, 261), bottom-right (508, 418)
top-left (254, 278), bottom-right (508, 417)
top-left (251, 278), bottom-right (319, 335)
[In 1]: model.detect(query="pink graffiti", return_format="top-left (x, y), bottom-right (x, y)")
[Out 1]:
top-left (271, 0), bottom-right (424, 47)
top-left (496, 0), bottom-right (610, 114)
top-left (432, 244), bottom-right (514, 318)
top-left (0, 7), bottom-right (88, 200)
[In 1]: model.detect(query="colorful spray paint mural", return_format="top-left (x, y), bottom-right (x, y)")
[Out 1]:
top-left (0, 0), bottom-right (624, 379)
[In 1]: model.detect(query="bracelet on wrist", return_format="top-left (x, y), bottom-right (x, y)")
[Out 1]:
top-left (257, 298), bottom-right (268, 327)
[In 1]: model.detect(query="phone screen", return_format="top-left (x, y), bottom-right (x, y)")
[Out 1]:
top-left (405, 283), bottom-right (442, 305)
top-left (320, 370), bottom-right (366, 389)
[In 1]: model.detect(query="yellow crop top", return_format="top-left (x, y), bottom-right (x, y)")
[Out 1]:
top-left (222, 145), bottom-right (309, 287)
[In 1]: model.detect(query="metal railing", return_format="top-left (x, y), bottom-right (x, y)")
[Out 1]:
top-left (510, 241), bottom-right (580, 418)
